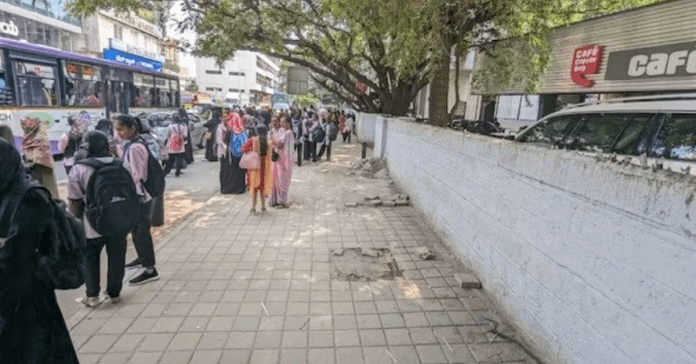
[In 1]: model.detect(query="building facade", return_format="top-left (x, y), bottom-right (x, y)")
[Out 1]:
top-left (195, 51), bottom-right (279, 106)
top-left (82, 9), bottom-right (165, 73)
top-left (469, 0), bottom-right (696, 130)
top-left (0, 0), bottom-right (85, 52)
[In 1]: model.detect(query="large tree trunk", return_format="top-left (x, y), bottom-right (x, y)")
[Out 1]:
top-left (429, 54), bottom-right (450, 127)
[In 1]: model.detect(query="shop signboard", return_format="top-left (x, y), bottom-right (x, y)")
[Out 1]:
top-left (570, 44), bottom-right (604, 87)
top-left (103, 48), bottom-right (162, 72)
top-left (606, 41), bottom-right (696, 80)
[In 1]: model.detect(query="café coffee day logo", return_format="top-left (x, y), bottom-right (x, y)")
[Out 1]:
top-left (605, 41), bottom-right (696, 80)
top-left (571, 45), bottom-right (604, 88)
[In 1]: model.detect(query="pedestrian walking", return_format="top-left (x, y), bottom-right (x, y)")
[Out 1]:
top-left (269, 117), bottom-right (295, 208)
top-left (344, 112), bottom-right (354, 143)
top-left (314, 117), bottom-right (333, 161)
top-left (21, 116), bottom-right (59, 198)
top-left (204, 109), bottom-right (221, 162)
top-left (242, 124), bottom-right (272, 214)
top-left (163, 114), bottom-right (188, 177)
top-left (58, 115), bottom-right (86, 175)
top-left (218, 111), bottom-right (248, 194)
top-left (68, 131), bottom-right (137, 307)
top-left (114, 115), bottom-right (160, 285)
top-left (179, 108), bottom-right (195, 165)
top-left (0, 138), bottom-right (83, 364)
top-left (95, 119), bottom-right (121, 157)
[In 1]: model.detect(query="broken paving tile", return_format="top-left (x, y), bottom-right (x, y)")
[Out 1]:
top-left (394, 200), bottom-right (409, 206)
top-left (345, 202), bottom-right (358, 208)
top-left (455, 273), bottom-right (482, 289)
top-left (333, 249), bottom-right (345, 256)
top-left (364, 195), bottom-right (380, 201)
top-left (361, 248), bottom-right (379, 257)
top-left (414, 247), bottom-right (435, 260)
top-left (366, 199), bottom-right (383, 207)
top-left (383, 201), bottom-right (396, 207)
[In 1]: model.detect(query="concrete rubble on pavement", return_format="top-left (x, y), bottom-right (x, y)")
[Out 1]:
top-left (67, 143), bottom-right (539, 364)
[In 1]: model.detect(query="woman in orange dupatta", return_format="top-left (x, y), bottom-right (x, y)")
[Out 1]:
top-left (241, 124), bottom-right (272, 214)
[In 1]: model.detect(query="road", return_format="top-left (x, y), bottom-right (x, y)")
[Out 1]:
top-left (54, 148), bottom-right (221, 321)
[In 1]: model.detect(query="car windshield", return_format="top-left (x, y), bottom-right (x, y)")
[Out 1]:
top-left (148, 114), bottom-right (173, 127)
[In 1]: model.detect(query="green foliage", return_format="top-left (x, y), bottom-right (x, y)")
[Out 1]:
top-left (295, 93), bottom-right (318, 108)
top-left (185, 80), bottom-right (199, 92)
top-left (164, 60), bottom-right (180, 73)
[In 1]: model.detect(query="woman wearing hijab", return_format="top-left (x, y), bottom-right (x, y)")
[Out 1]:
top-left (58, 115), bottom-right (86, 175)
top-left (269, 116), bottom-right (296, 208)
top-left (217, 111), bottom-right (248, 194)
top-left (204, 109), bottom-right (221, 162)
top-left (0, 139), bottom-right (81, 364)
top-left (21, 117), bottom-right (59, 198)
top-left (178, 108), bottom-right (194, 164)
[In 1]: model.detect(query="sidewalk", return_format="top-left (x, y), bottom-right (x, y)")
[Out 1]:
top-left (68, 142), bottom-right (539, 364)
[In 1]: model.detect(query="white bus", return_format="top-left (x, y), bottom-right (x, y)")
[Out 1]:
top-left (0, 37), bottom-right (180, 154)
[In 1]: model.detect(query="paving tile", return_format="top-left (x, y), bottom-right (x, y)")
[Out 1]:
top-left (282, 330), bottom-right (308, 348)
top-left (363, 346), bottom-right (392, 364)
top-left (151, 316), bottom-right (184, 333)
top-left (357, 314), bottom-right (382, 329)
top-left (410, 327), bottom-right (438, 345)
top-left (226, 331), bottom-right (256, 349)
top-left (168, 332), bottom-right (202, 351)
top-left (308, 348), bottom-right (335, 364)
top-left (198, 331), bottom-right (230, 350)
top-left (250, 349), bottom-right (280, 364)
top-left (79, 334), bottom-right (120, 354)
top-left (189, 350), bottom-right (222, 364)
top-left (157, 350), bottom-right (192, 364)
top-left (137, 333), bottom-right (173, 352)
top-left (77, 353), bottom-right (102, 364)
top-left (180, 316), bottom-right (211, 332)
top-left (334, 315), bottom-right (358, 329)
top-left (110, 334), bottom-right (145, 352)
top-left (233, 316), bottom-right (260, 331)
top-left (385, 328), bottom-right (412, 346)
top-left (280, 348), bottom-right (308, 364)
top-left (126, 351), bottom-right (161, 364)
top-left (416, 344), bottom-right (448, 364)
top-left (337, 347), bottom-right (365, 364)
top-left (220, 349), bottom-right (251, 364)
top-left (380, 313), bottom-right (406, 328)
top-left (98, 317), bottom-right (136, 335)
top-left (98, 352), bottom-right (131, 364)
top-left (254, 330), bottom-right (282, 348)
top-left (334, 330), bottom-right (361, 347)
top-left (309, 330), bottom-right (334, 347)
top-left (469, 342), bottom-right (530, 362)
top-left (388, 346), bottom-right (420, 364)
top-left (359, 329), bottom-right (387, 346)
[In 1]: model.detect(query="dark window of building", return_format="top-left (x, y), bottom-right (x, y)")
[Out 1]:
top-left (64, 62), bottom-right (104, 107)
top-left (256, 73), bottom-right (272, 88)
top-left (651, 113), bottom-right (696, 161)
top-left (205, 70), bottom-right (222, 75)
top-left (14, 61), bottom-right (58, 106)
top-left (229, 72), bottom-right (245, 76)
top-left (113, 24), bottom-right (123, 40)
top-left (228, 88), bottom-right (239, 92)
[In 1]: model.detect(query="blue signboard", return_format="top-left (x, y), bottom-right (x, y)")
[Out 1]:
top-left (103, 48), bottom-right (162, 72)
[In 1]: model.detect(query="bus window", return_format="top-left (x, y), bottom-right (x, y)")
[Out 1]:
top-left (155, 77), bottom-right (170, 107)
top-left (171, 79), bottom-right (179, 107)
top-left (133, 73), bottom-right (154, 107)
top-left (14, 61), bottom-right (57, 106)
top-left (64, 62), bottom-right (103, 107)
top-left (0, 53), bottom-right (12, 105)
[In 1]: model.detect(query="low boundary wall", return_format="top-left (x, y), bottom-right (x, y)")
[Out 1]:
top-left (358, 113), bottom-right (696, 364)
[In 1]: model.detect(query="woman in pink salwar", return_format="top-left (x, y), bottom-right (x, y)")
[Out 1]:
top-left (269, 116), bottom-right (295, 208)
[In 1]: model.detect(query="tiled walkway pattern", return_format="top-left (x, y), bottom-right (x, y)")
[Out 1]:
top-left (69, 145), bottom-right (538, 364)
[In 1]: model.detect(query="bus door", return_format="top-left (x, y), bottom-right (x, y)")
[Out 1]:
top-left (108, 68), bottom-right (131, 116)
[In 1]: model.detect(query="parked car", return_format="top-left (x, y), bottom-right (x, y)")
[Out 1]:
top-left (146, 112), bottom-right (206, 160)
top-left (452, 119), bottom-right (504, 136)
top-left (515, 94), bottom-right (696, 175)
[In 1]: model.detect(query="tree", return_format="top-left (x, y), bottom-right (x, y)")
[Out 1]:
top-left (185, 80), bottom-right (199, 92)
top-left (68, 0), bottom-right (437, 117)
top-left (67, 0), bottom-right (666, 127)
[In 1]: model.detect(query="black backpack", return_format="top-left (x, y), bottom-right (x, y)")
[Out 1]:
top-left (313, 124), bottom-right (326, 142)
top-left (327, 123), bottom-right (338, 141)
top-left (125, 137), bottom-right (166, 198)
top-left (77, 158), bottom-right (139, 237)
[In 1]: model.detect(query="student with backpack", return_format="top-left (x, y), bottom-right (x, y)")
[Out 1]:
top-left (114, 115), bottom-right (165, 285)
top-left (163, 114), bottom-right (188, 177)
top-left (68, 131), bottom-right (138, 307)
top-left (314, 118), bottom-right (334, 162)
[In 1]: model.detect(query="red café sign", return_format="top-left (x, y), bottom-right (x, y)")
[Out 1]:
top-left (571, 44), bottom-right (604, 87)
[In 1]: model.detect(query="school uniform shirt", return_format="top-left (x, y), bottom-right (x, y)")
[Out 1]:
top-left (122, 142), bottom-right (152, 203)
top-left (67, 157), bottom-right (131, 239)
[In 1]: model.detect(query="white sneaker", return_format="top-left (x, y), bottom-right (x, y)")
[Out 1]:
top-left (80, 296), bottom-right (101, 308)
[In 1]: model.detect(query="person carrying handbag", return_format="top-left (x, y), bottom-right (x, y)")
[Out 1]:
top-left (241, 124), bottom-right (272, 214)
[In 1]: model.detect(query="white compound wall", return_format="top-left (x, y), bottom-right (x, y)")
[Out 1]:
top-left (360, 114), bottom-right (696, 364)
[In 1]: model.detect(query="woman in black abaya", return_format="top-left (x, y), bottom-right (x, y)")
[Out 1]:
top-left (0, 138), bottom-right (81, 364)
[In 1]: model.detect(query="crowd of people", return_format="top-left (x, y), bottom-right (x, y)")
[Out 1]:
top-left (205, 105), bottom-right (355, 212)
top-left (0, 104), bottom-right (355, 363)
